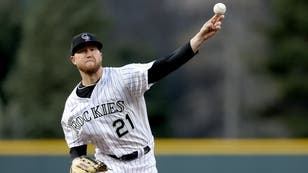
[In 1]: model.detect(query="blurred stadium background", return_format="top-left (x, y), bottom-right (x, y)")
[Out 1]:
top-left (0, 0), bottom-right (308, 172)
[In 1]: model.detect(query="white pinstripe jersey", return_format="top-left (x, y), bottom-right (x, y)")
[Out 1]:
top-left (61, 62), bottom-right (155, 159)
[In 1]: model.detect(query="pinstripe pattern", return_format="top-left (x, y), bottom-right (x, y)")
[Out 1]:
top-left (96, 149), bottom-right (157, 173)
top-left (61, 62), bottom-right (157, 172)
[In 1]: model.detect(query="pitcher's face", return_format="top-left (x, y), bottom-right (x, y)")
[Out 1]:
top-left (71, 45), bottom-right (103, 74)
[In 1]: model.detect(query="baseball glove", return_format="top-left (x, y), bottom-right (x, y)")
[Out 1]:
top-left (70, 156), bottom-right (109, 173)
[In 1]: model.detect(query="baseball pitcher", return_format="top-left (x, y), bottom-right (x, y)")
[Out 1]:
top-left (61, 14), bottom-right (224, 173)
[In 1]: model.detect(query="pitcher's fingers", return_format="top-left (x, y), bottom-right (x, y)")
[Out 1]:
top-left (209, 14), bottom-right (219, 24)
top-left (215, 15), bottom-right (225, 23)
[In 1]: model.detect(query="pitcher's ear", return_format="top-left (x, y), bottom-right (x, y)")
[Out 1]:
top-left (70, 56), bottom-right (76, 65)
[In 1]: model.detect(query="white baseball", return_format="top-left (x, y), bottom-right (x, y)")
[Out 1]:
top-left (213, 3), bottom-right (226, 15)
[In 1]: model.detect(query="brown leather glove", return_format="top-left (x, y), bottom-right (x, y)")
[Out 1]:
top-left (70, 156), bottom-right (109, 173)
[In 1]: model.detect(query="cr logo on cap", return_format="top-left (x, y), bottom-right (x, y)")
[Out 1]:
top-left (81, 33), bottom-right (90, 41)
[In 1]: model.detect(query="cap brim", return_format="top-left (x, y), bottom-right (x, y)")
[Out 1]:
top-left (72, 41), bottom-right (103, 55)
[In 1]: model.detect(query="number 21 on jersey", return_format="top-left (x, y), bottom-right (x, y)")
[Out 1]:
top-left (112, 114), bottom-right (135, 138)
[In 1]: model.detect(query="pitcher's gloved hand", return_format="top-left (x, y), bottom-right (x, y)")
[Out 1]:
top-left (70, 156), bottom-right (109, 173)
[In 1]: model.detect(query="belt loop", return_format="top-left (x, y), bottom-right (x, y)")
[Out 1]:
top-left (138, 147), bottom-right (145, 157)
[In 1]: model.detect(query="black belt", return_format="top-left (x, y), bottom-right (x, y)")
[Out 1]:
top-left (108, 146), bottom-right (151, 161)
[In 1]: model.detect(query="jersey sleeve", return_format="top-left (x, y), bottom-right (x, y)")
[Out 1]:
top-left (120, 62), bottom-right (154, 96)
top-left (61, 101), bottom-right (88, 148)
